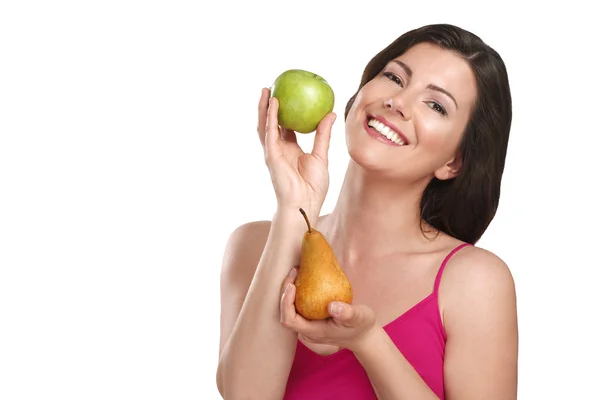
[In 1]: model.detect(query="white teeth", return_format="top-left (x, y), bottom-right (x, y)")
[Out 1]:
top-left (381, 126), bottom-right (391, 137)
top-left (367, 118), bottom-right (406, 145)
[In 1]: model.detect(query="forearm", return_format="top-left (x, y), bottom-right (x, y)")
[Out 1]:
top-left (218, 210), bottom-right (309, 399)
top-left (354, 326), bottom-right (439, 400)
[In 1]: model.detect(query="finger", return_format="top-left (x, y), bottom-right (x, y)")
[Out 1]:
top-left (257, 88), bottom-right (270, 147)
top-left (280, 282), bottom-right (297, 327)
top-left (281, 297), bottom-right (328, 340)
top-left (279, 267), bottom-right (298, 325)
top-left (280, 267), bottom-right (297, 296)
top-left (265, 97), bottom-right (282, 158)
top-left (312, 112), bottom-right (337, 166)
top-left (329, 302), bottom-right (364, 327)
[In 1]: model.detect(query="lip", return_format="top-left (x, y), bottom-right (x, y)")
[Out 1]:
top-left (367, 114), bottom-right (410, 145)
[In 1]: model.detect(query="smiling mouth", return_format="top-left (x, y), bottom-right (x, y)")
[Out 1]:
top-left (365, 117), bottom-right (407, 146)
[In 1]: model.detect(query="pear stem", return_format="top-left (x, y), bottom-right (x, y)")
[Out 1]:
top-left (299, 208), bottom-right (312, 232)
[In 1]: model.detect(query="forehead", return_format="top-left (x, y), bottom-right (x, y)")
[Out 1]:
top-left (392, 42), bottom-right (477, 100)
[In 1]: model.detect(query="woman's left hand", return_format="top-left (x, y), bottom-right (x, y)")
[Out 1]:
top-left (279, 268), bottom-right (378, 352)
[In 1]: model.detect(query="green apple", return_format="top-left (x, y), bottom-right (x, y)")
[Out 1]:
top-left (270, 69), bottom-right (335, 134)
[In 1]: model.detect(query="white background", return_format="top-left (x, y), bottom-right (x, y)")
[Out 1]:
top-left (1, 0), bottom-right (598, 399)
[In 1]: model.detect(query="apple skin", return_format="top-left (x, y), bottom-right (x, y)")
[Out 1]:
top-left (270, 69), bottom-right (335, 134)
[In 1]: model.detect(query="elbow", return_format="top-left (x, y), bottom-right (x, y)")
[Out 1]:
top-left (216, 361), bottom-right (258, 400)
top-left (216, 360), bottom-right (237, 399)
top-left (216, 363), bottom-right (279, 400)
top-left (216, 362), bottom-right (225, 398)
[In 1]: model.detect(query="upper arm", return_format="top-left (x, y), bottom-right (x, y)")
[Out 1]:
top-left (441, 247), bottom-right (518, 400)
top-left (218, 220), bottom-right (271, 357)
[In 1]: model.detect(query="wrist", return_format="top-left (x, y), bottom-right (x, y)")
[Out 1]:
top-left (351, 324), bottom-right (385, 357)
top-left (273, 205), bottom-right (320, 229)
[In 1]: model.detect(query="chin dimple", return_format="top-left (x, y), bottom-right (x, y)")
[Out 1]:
top-left (367, 118), bottom-right (406, 145)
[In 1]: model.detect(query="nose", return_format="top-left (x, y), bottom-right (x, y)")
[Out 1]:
top-left (384, 94), bottom-right (412, 120)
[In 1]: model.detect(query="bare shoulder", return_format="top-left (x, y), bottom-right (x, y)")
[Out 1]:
top-left (443, 245), bottom-right (515, 296)
top-left (219, 220), bottom-right (272, 355)
top-left (439, 245), bottom-right (517, 326)
top-left (221, 220), bottom-right (272, 279)
top-left (440, 245), bottom-right (519, 398)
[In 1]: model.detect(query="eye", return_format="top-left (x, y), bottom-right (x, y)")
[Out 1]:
top-left (383, 72), bottom-right (404, 87)
top-left (427, 101), bottom-right (447, 116)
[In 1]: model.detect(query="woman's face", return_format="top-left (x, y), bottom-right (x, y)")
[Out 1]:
top-left (345, 42), bottom-right (478, 182)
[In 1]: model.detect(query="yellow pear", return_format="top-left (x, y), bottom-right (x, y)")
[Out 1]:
top-left (294, 208), bottom-right (353, 320)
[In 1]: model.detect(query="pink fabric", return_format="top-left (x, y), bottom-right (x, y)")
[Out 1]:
top-left (283, 243), bottom-right (471, 400)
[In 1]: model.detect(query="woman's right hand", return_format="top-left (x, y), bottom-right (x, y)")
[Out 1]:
top-left (257, 88), bottom-right (336, 219)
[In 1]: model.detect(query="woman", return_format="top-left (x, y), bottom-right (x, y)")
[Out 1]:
top-left (216, 23), bottom-right (518, 400)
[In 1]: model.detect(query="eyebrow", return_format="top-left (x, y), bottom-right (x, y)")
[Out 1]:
top-left (390, 59), bottom-right (459, 110)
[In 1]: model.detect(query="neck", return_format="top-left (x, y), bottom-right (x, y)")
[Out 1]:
top-left (326, 160), bottom-right (436, 264)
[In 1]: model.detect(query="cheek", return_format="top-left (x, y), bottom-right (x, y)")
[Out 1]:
top-left (348, 90), bottom-right (367, 116)
top-left (349, 81), bottom-right (382, 114)
top-left (415, 115), bottom-right (458, 150)
top-left (346, 94), bottom-right (371, 132)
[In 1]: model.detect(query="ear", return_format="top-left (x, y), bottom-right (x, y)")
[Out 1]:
top-left (434, 156), bottom-right (462, 181)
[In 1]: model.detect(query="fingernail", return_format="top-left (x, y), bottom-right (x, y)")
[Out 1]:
top-left (284, 283), bottom-right (292, 295)
top-left (288, 267), bottom-right (297, 278)
top-left (332, 114), bottom-right (337, 124)
top-left (330, 302), bottom-right (342, 315)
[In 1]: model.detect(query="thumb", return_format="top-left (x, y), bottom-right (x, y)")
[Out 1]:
top-left (329, 301), bottom-right (363, 327)
top-left (311, 112), bottom-right (336, 166)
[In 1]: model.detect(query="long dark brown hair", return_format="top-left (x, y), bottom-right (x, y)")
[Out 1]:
top-left (345, 24), bottom-right (512, 244)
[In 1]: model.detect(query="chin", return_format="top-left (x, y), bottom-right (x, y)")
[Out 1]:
top-left (347, 144), bottom-right (383, 171)
top-left (345, 127), bottom-right (423, 183)
top-left (345, 128), bottom-right (392, 173)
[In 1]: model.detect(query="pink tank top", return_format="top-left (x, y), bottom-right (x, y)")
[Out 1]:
top-left (283, 243), bottom-right (471, 400)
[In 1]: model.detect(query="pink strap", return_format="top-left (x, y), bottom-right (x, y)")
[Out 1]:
top-left (433, 243), bottom-right (472, 293)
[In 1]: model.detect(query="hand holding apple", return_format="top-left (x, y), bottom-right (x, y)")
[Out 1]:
top-left (270, 69), bottom-right (335, 134)
top-left (255, 85), bottom-right (336, 221)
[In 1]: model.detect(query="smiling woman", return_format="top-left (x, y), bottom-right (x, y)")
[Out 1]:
top-left (216, 23), bottom-right (517, 400)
